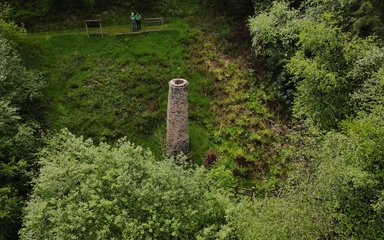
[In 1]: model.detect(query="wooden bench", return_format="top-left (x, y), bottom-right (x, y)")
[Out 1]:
top-left (84, 20), bottom-right (103, 38)
top-left (143, 17), bottom-right (165, 25)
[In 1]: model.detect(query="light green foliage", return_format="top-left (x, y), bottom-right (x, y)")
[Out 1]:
top-left (0, 100), bottom-right (38, 163)
top-left (248, 2), bottom-right (300, 67)
top-left (248, 1), bottom-right (302, 105)
top-left (0, 3), bottom-right (12, 22)
top-left (352, 64), bottom-right (384, 113)
top-left (0, 100), bottom-right (20, 134)
top-left (286, 20), bottom-right (347, 128)
top-left (287, 22), bottom-right (384, 128)
top-left (308, 107), bottom-right (384, 238)
top-left (21, 130), bottom-right (232, 239)
top-left (225, 195), bottom-right (333, 240)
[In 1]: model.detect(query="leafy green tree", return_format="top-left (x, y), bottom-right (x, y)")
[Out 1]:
top-left (0, 3), bottom-right (25, 44)
top-left (0, 8), bottom-right (42, 239)
top-left (248, 2), bottom-right (300, 67)
top-left (224, 106), bottom-right (384, 239)
top-left (307, 0), bottom-right (384, 37)
top-left (0, 35), bottom-right (43, 107)
top-left (249, 1), bottom-right (384, 129)
top-left (287, 22), bottom-right (384, 128)
top-left (0, 100), bottom-right (39, 240)
top-left (352, 66), bottom-right (384, 113)
top-left (21, 130), bottom-right (233, 239)
top-left (248, 1), bottom-right (301, 104)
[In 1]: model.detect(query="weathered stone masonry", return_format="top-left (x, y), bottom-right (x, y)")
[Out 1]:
top-left (166, 79), bottom-right (189, 156)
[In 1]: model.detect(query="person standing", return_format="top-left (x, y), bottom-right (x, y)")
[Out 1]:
top-left (130, 12), bottom-right (137, 32)
top-left (135, 12), bottom-right (142, 31)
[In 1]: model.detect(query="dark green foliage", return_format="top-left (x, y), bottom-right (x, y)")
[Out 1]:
top-left (308, 0), bottom-right (384, 38)
top-left (224, 106), bottom-right (384, 239)
top-left (6, 0), bottom-right (192, 24)
top-left (0, 101), bottom-right (40, 240)
top-left (244, 1), bottom-right (384, 238)
top-left (0, 187), bottom-right (23, 240)
top-left (0, 36), bottom-right (43, 107)
top-left (199, 0), bottom-right (254, 17)
top-left (0, 7), bottom-right (42, 239)
top-left (352, 0), bottom-right (384, 36)
top-left (249, 1), bottom-right (384, 129)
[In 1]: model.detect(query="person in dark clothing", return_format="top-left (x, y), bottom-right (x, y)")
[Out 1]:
top-left (135, 12), bottom-right (142, 31)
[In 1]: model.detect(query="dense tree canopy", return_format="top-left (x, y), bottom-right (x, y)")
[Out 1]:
top-left (249, 1), bottom-right (384, 129)
top-left (225, 107), bottom-right (384, 239)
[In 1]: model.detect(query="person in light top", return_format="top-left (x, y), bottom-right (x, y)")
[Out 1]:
top-left (130, 12), bottom-right (137, 32)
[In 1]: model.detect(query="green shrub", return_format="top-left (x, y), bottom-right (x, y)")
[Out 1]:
top-left (21, 130), bottom-right (232, 239)
top-left (352, 67), bottom-right (384, 113)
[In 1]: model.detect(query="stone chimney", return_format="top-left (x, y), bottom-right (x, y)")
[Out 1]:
top-left (166, 79), bottom-right (189, 156)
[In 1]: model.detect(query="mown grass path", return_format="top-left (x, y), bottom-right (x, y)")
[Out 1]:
top-left (28, 24), bottom-right (164, 38)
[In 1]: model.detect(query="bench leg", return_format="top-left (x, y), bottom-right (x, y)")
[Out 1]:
top-left (85, 23), bottom-right (89, 38)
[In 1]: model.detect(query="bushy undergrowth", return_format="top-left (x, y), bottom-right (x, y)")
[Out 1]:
top-left (181, 14), bottom-right (284, 189)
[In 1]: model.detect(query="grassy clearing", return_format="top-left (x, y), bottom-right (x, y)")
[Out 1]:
top-left (23, 14), bottom-right (283, 190)
top-left (26, 20), bottom-right (213, 163)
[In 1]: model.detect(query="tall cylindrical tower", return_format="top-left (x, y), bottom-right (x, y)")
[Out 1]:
top-left (166, 78), bottom-right (189, 156)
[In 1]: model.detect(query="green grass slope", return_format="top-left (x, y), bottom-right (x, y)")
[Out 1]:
top-left (26, 20), bottom-right (213, 163)
top-left (23, 14), bottom-right (281, 189)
